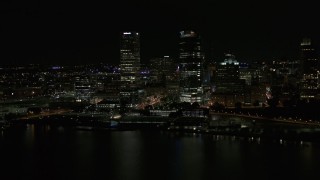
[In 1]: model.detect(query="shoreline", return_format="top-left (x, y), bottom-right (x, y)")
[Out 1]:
top-left (3, 114), bottom-right (320, 144)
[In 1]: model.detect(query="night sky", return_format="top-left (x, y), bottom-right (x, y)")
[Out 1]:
top-left (1, 0), bottom-right (319, 66)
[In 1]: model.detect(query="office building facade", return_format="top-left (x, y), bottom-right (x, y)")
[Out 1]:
top-left (178, 30), bottom-right (204, 103)
top-left (119, 32), bottom-right (141, 106)
top-left (300, 38), bottom-right (319, 99)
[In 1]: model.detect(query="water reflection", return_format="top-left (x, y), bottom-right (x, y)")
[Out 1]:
top-left (0, 126), bottom-right (320, 180)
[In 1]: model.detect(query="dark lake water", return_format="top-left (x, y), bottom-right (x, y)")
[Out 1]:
top-left (1, 124), bottom-right (320, 180)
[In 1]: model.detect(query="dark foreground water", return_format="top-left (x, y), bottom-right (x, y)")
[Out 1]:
top-left (1, 125), bottom-right (320, 180)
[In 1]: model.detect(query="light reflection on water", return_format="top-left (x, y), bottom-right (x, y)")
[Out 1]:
top-left (0, 125), bottom-right (320, 180)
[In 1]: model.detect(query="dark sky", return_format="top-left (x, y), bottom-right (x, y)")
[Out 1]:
top-left (1, 0), bottom-right (319, 66)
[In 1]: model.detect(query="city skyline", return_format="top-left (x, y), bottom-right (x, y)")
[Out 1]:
top-left (2, 2), bottom-right (320, 179)
top-left (2, 0), bottom-right (319, 66)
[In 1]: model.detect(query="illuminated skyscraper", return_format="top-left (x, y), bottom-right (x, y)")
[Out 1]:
top-left (119, 32), bottom-right (141, 106)
top-left (120, 32), bottom-right (140, 85)
top-left (178, 30), bottom-right (204, 103)
top-left (212, 53), bottom-right (246, 107)
top-left (215, 53), bottom-right (243, 93)
top-left (300, 38), bottom-right (319, 99)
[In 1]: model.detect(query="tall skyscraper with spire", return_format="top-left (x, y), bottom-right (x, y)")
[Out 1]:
top-left (178, 30), bottom-right (204, 103)
top-left (119, 32), bottom-right (141, 106)
top-left (300, 38), bottom-right (319, 99)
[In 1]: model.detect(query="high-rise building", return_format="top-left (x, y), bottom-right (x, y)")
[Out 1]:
top-left (120, 32), bottom-right (140, 85)
top-left (299, 38), bottom-right (319, 99)
top-left (178, 30), bottom-right (204, 103)
top-left (212, 53), bottom-right (246, 106)
top-left (149, 56), bottom-right (176, 85)
top-left (119, 32), bottom-right (141, 107)
top-left (215, 53), bottom-right (244, 93)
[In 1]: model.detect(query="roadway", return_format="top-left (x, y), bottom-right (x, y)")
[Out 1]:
top-left (209, 111), bottom-right (320, 127)
top-left (20, 109), bottom-right (73, 120)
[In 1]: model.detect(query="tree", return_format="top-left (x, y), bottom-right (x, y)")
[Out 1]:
top-left (211, 102), bottom-right (225, 110)
top-left (235, 102), bottom-right (242, 110)
top-left (253, 100), bottom-right (260, 107)
top-left (144, 105), bottom-right (153, 110)
top-left (169, 102), bottom-right (178, 109)
top-left (180, 102), bottom-right (191, 109)
top-left (267, 97), bottom-right (279, 108)
top-left (27, 107), bottom-right (42, 114)
top-left (4, 113), bottom-right (17, 122)
top-left (191, 102), bottom-right (200, 109)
